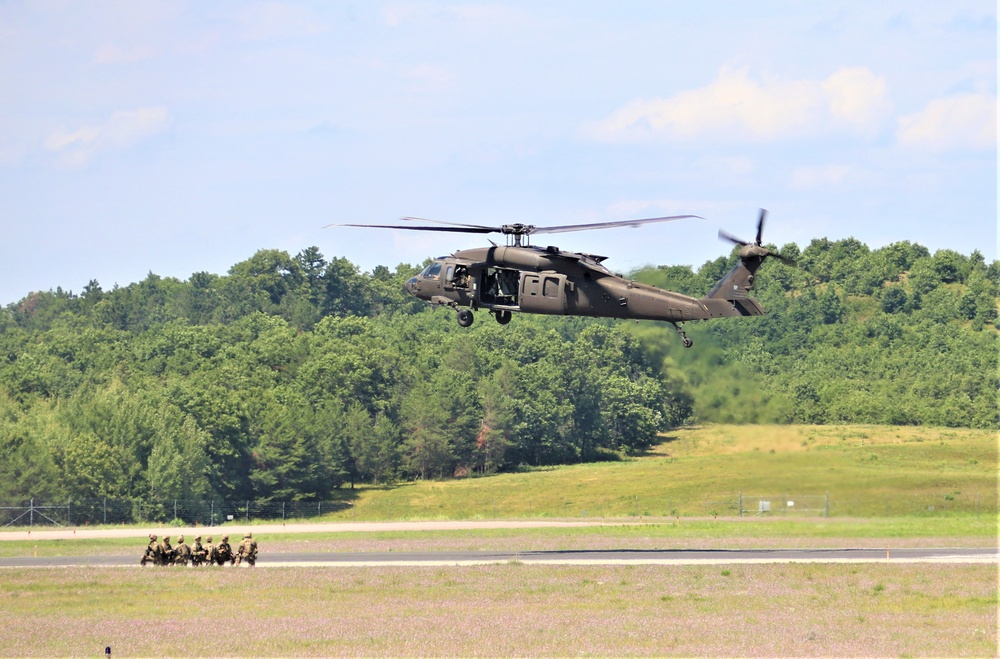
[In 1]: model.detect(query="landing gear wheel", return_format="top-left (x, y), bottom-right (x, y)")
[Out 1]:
top-left (494, 310), bottom-right (512, 325)
top-left (672, 322), bottom-right (693, 348)
top-left (456, 309), bottom-right (474, 327)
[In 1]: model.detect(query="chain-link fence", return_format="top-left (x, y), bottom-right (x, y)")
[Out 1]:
top-left (2, 490), bottom-right (990, 528)
top-left (735, 493), bottom-right (830, 517)
top-left (0, 498), bottom-right (351, 528)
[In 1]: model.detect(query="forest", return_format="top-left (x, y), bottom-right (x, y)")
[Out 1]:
top-left (0, 237), bottom-right (996, 508)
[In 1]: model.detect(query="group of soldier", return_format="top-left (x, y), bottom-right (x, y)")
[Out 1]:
top-left (140, 532), bottom-right (258, 567)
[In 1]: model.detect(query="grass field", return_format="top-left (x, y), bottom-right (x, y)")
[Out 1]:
top-left (1, 423), bottom-right (996, 657)
top-left (329, 424), bottom-right (997, 520)
top-left (1, 563), bottom-right (996, 657)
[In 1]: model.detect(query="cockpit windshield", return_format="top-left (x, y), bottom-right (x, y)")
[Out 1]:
top-left (420, 262), bottom-right (443, 279)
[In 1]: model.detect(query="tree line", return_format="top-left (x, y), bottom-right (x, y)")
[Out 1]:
top-left (0, 237), bottom-right (996, 510)
top-left (628, 238), bottom-right (998, 429)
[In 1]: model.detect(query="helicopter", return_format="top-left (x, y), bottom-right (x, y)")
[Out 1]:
top-left (327, 209), bottom-right (794, 347)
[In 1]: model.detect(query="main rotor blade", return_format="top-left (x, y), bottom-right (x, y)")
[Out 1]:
top-left (329, 213), bottom-right (700, 237)
top-left (400, 216), bottom-right (499, 232)
top-left (531, 214), bottom-right (701, 235)
top-left (326, 222), bottom-right (495, 234)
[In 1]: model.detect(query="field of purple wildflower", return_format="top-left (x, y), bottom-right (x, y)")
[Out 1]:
top-left (1, 563), bottom-right (995, 657)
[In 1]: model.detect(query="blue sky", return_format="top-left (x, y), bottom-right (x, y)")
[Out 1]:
top-left (1, 1), bottom-right (995, 305)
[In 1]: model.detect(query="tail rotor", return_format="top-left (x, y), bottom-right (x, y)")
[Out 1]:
top-left (719, 209), bottom-right (796, 266)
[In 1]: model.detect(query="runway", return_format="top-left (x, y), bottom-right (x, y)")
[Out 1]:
top-left (1, 546), bottom-right (995, 568)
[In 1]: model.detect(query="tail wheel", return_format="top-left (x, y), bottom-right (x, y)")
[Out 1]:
top-left (456, 309), bottom-right (474, 327)
top-left (494, 310), bottom-right (512, 325)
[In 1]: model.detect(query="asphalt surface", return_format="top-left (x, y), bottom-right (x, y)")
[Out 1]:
top-left (1, 547), bottom-right (996, 568)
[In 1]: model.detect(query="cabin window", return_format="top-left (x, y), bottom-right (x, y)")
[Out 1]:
top-left (542, 276), bottom-right (561, 298)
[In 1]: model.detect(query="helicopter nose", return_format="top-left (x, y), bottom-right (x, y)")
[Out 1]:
top-left (404, 277), bottom-right (418, 296)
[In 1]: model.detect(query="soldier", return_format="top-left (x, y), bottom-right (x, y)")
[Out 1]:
top-left (235, 532), bottom-right (258, 567)
top-left (140, 533), bottom-right (159, 566)
top-left (215, 534), bottom-right (234, 566)
top-left (204, 536), bottom-right (216, 565)
top-left (191, 535), bottom-right (206, 566)
top-left (158, 535), bottom-right (174, 566)
top-left (173, 535), bottom-right (192, 566)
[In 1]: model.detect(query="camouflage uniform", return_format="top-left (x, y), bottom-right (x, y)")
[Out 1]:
top-left (235, 532), bottom-right (258, 567)
top-left (191, 536), bottom-right (206, 566)
top-left (140, 534), bottom-right (159, 566)
top-left (173, 535), bottom-right (192, 566)
top-left (204, 536), bottom-right (217, 565)
top-left (158, 536), bottom-right (174, 566)
top-left (215, 535), bottom-right (234, 566)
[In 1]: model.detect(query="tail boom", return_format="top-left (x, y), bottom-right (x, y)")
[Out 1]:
top-left (699, 252), bottom-right (768, 317)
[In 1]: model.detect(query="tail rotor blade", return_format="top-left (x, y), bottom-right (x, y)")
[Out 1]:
top-left (718, 229), bottom-right (748, 246)
top-left (755, 209), bottom-right (767, 245)
top-left (772, 252), bottom-right (797, 267)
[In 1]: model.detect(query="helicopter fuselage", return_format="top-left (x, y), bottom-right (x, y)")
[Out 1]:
top-left (331, 209), bottom-right (785, 347)
top-left (404, 244), bottom-right (762, 340)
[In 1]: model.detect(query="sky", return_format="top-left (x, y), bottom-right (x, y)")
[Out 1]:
top-left (1, 1), bottom-right (996, 306)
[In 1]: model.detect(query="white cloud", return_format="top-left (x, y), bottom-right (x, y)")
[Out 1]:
top-left (698, 155), bottom-right (757, 176)
top-left (44, 107), bottom-right (171, 168)
top-left (896, 93), bottom-right (997, 151)
top-left (382, 3), bottom-right (528, 28)
top-left (822, 68), bottom-right (891, 135)
top-left (400, 62), bottom-right (455, 93)
top-left (790, 164), bottom-right (852, 189)
top-left (235, 2), bottom-right (328, 40)
top-left (94, 43), bottom-right (157, 64)
top-left (586, 66), bottom-right (891, 144)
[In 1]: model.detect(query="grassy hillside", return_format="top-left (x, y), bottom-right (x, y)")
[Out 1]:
top-left (328, 424), bottom-right (997, 520)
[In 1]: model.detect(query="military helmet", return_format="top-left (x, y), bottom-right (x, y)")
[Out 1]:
top-left (163, 536), bottom-right (170, 541)
top-left (206, 536), bottom-right (213, 542)
top-left (177, 535), bottom-right (184, 543)
top-left (244, 532), bottom-right (251, 538)
top-left (149, 533), bottom-right (157, 540)
top-left (194, 535), bottom-right (201, 541)
top-left (222, 535), bottom-right (229, 541)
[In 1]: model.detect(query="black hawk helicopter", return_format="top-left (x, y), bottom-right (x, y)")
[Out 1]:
top-left (327, 209), bottom-right (793, 347)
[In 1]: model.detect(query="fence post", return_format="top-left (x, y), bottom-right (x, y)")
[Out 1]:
top-left (246, 500), bottom-right (250, 523)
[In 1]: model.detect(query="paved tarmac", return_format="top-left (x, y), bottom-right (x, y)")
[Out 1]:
top-left (1, 546), bottom-right (995, 568)
top-left (1, 521), bottom-right (995, 567)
